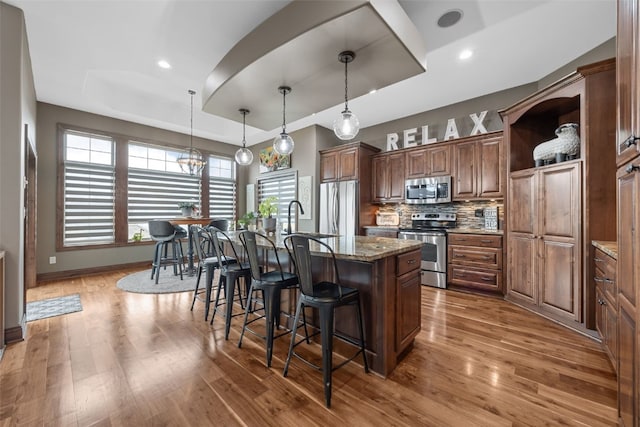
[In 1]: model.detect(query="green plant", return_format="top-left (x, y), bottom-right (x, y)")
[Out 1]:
top-left (238, 211), bottom-right (256, 228)
top-left (258, 196), bottom-right (278, 218)
top-left (178, 202), bottom-right (196, 209)
top-left (132, 228), bottom-right (144, 242)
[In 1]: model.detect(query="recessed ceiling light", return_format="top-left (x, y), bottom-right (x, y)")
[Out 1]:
top-left (157, 60), bottom-right (171, 69)
top-left (459, 49), bottom-right (473, 60)
top-left (369, 89), bottom-right (377, 95)
top-left (438, 9), bottom-right (463, 28)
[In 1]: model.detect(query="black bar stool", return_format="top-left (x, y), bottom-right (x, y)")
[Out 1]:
top-left (283, 234), bottom-right (369, 408)
top-left (148, 220), bottom-right (184, 284)
top-left (237, 231), bottom-right (308, 367)
top-left (189, 225), bottom-right (237, 320)
top-left (208, 227), bottom-right (251, 340)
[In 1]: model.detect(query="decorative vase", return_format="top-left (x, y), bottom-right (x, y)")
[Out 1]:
top-left (263, 217), bottom-right (277, 233)
top-left (181, 207), bottom-right (193, 217)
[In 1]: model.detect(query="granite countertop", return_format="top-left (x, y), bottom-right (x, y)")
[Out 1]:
top-left (223, 232), bottom-right (423, 262)
top-left (592, 240), bottom-right (617, 259)
top-left (447, 228), bottom-right (504, 235)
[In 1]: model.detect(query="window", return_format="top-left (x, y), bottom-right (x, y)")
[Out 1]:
top-left (58, 125), bottom-right (238, 249)
top-left (208, 155), bottom-right (237, 222)
top-left (62, 130), bottom-right (115, 246)
top-left (127, 142), bottom-right (201, 239)
top-left (257, 171), bottom-right (297, 233)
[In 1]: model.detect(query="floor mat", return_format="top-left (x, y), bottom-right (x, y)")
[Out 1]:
top-left (26, 294), bottom-right (83, 322)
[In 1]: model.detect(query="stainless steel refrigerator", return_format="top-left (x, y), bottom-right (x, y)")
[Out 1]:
top-left (319, 180), bottom-right (358, 236)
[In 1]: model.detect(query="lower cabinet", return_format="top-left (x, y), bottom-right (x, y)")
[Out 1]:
top-left (396, 249), bottom-right (421, 354)
top-left (593, 246), bottom-right (618, 370)
top-left (447, 233), bottom-right (503, 294)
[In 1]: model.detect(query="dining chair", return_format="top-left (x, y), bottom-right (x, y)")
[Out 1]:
top-left (237, 231), bottom-right (308, 367)
top-left (283, 234), bottom-right (369, 408)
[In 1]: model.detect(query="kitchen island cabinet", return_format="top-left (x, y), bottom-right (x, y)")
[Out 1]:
top-left (222, 232), bottom-right (423, 377)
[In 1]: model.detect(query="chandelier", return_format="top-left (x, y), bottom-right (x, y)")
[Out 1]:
top-left (273, 86), bottom-right (294, 155)
top-left (177, 89), bottom-right (206, 175)
top-left (333, 51), bottom-right (360, 140)
top-left (235, 108), bottom-right (253, 165)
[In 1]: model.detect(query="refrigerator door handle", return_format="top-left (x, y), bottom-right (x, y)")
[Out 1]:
top-left (332, 184), bottom-right (339, 234)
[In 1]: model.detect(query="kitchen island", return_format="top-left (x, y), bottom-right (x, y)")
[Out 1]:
top-left (222, 232), bottom-right (423, 377)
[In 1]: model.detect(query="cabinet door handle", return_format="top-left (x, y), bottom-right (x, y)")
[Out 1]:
top-left (407, 259), bottom-right (417, 264)
top-left (480, 239), bottom-right (492, 243)
top-left (594, 257), bottom-right (604, 262)
top-left (454, 254), bottom-right (466, 258)
top-left (623, 134), bottom-right (639, 147)
top-left (482, 256), bottom-right (492, 260)
top-left (455, 273), bottom-right (466, 278)
top-left (594, 277), bottom-right (604, 283)
top-left (481, 277), bottom-right (494, 282)
top-left (625, 163), bottom-right (640, 174)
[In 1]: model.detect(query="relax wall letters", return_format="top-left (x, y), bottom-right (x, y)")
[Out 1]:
top-left (386, 110), bottom-right (493, 151)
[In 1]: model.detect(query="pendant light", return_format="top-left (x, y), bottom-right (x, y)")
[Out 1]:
top-left (177, 89), bottom-right (206, 175)
top-left (273, 86), bottom-right (294, 155)
top-left (235, 108), bottom-right (253, 165)
top-left (333, 51), bottom-right (360, 140)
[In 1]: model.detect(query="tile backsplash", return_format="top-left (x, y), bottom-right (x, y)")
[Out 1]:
top-left (377, 200), bottom-right (504, 230)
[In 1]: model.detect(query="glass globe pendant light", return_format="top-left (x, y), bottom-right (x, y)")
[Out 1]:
top-left (235, 108), bottom-right (253, 165)
top-left (273, 86), bottom-right (294, 155)
top-left (333, 51), bottom-right (360, 140)
top-left (177, 89), bottom-right (206, 175)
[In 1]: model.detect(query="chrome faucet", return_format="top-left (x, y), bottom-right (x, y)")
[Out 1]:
top-left (287, 200), bottom-right (305, 234)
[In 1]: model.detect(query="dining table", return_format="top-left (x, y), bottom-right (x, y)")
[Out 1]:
top-left (169, 217), bottom-right (212, 276)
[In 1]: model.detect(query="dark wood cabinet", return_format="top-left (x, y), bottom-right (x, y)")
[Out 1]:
top-left (319, 142), bottom-right (380, 232)
top-left (452, 133), bottom-right (503, 200)
top-left (617, 162), bottom-right (639, 426)
top-left (616, 1), bottom-right (640, 424)
top-left (593, 246), bottom-right (617, 370)
top-left (501, 58), bottom-right (616, 334)
top-left (396, 249), bottom-right (421, 354)
top-left (372, 151), bottom-right (405, 203)
top-left (448, 233), bottom-right (503, 294)
top-left (405, 144), bottom-right (451, 179)
top-left (507, 162), bottom-right (582, 324)
top-left (617, 0), bottom-right (640, 166)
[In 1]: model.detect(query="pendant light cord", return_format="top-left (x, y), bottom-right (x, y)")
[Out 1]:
top-left (189, 89), bottom-right (195, 151)
top-left (344, 58), bottom-right (349, 111)
top-left (281, 89), bottom-right (287, 133)
top-left (242, 110), bottom-right (247, 148)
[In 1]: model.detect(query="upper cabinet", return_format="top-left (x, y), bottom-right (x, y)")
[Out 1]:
top-left (372, 151), bottom-right (405, 203)
top-left (452, 132), bottom-right (504, 201)
top-left (616, 0), bottom-right (640, 165)
top-left (319, 142), bottom-right (379, 183)
top-left (405, 144), bottom-right (451, 179)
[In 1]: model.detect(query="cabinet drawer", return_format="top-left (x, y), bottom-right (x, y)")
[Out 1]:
top-left (448, 265), bottom-right (502, 292)
top-left (448, 233), bottom-right (502, 248)
top-left (448, 246), bottom-right (502, 269)
top-left (594, 248), bottom-right (616, 281)
top-left (595, 266), bottom-right (617, 307)
top-left (365, 228), bottom-right (398, 238)
top-left (397, 249), bottom-right (421, 276)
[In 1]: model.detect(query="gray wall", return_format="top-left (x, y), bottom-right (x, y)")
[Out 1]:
top-left (36, 102), bottom-right (237, 274)
top-left (0, 2), bottom-right (36, 331)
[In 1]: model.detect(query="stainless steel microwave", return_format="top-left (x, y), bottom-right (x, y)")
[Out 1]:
top-left (405, 176), bottom-right (452, 204)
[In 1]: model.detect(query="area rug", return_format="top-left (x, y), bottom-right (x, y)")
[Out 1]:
top-left (116, 268), bottom-right (197, 294)
top-left (26, 294), bottom-right (83, 322)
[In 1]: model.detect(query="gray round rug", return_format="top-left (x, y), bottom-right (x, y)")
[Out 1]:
top-left (116, 269), bottom-right (197, 294)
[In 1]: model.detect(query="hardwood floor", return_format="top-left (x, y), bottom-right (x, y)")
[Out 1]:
top-left (1, 268), bottom-right (617, 426)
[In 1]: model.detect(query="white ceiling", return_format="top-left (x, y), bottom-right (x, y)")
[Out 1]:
top-left (5, 0), bottom-right (616, 147)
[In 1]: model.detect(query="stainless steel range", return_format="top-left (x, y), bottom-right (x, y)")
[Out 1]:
top-left (398, 213), bottom-right (457, 288)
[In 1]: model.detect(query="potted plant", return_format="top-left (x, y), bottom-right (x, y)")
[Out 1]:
top-left (238, 212), bottom-right (256, 230)
top-left (131, 228), bottom-right (144, 242)
top-left (258, 196), bottom-right (278, 233)
top-left (178, 202), bottom-right (196, 217)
